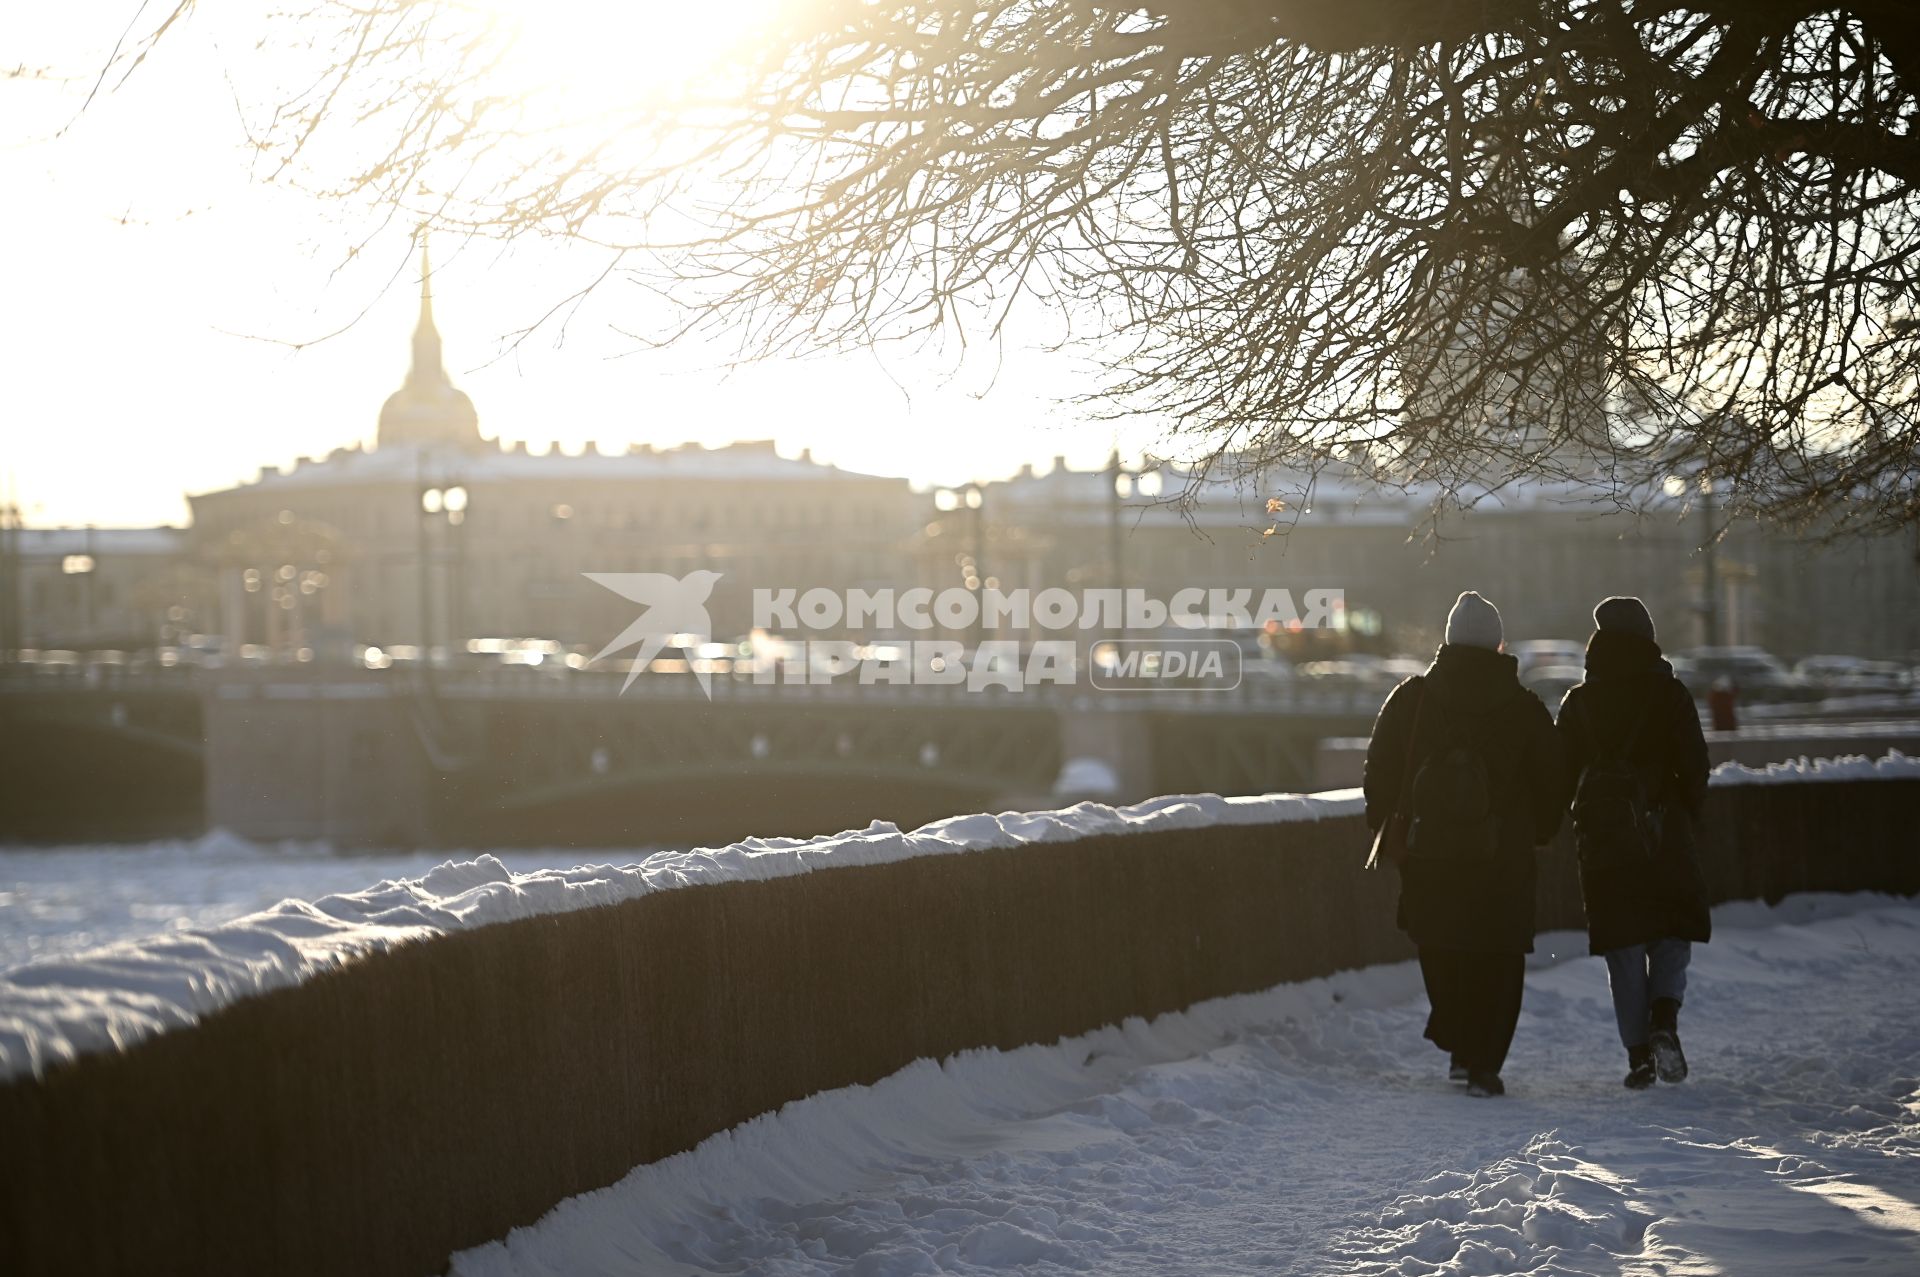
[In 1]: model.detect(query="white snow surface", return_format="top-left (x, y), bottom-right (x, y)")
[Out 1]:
top-left (452, 894), bottom-right (1920, 1277)
top-left (1707, 747), bottom-right (1920, 786)
top-left (0, 833), bottom-right (605, 971)
top-left (0, 790), bottom-right (1360, 1081)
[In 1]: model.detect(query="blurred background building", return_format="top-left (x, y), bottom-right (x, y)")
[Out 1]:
top-left (927, 456), bottom-right (1920, 664)
top-left (4, 255), bottom-right (1917, 672)
top-left (158, 260), bottom-right (926, 661)
top-left (0, 527), bottom-right (189, 651)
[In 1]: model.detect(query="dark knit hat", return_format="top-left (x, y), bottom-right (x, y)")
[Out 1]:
top-left (1444, 591), bottom-right (1504, 651)
top-left (1593, 596), bottom-right (1657, 643)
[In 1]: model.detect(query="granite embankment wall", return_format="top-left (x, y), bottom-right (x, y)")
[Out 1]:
top-left (2, 778), bottom-right (1915, 1276)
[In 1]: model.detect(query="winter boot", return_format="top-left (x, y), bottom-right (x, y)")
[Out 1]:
top-left (1650, 998), bottom-right (1688, 1083)
top-left (1465, 1071), bottom-right (1505, 1098)
top-left (1624, 1045), bottom-right (1656, 1090)
top-left (1449, 1053), bottom-right (1470, 1084)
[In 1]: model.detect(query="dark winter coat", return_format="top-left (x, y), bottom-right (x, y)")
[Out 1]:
top-left (1364, 644), bottom-right (1568, 954)
top-left (1555, 629), bottom-right (1713, 955)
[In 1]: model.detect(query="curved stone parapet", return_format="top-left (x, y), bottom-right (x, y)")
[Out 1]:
top-left (1, 773), bottom-right (1914, 1276)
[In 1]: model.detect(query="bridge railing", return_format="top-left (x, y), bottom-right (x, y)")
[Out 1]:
top-left (3, 657), bottom-right (1395, 717)
top-left (430, 666), bottom-right (1392, 714)
top-left (0, 662), bottom-right (207, 693)
top-left (12, 656), bottom-right (1920, 721)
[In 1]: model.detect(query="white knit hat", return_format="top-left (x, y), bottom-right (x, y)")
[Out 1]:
top-left (1444, 590), bottom-right (1504, 651)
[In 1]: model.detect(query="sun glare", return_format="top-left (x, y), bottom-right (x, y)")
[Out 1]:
top-left (472, 0), bottom-right (782, 121)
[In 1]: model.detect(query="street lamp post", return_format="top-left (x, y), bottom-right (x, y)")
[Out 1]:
top-left (0, 495), bottom-right (21, 665)
top-left (1106, 453), bottom-right (1125, 600)
top-left (1699, 474), bottom-right (1720, 648)
top-left (419, 478), bottom-right (470, 665)
top-left (445, 484), bottom-right (469, 646)
top-left (83, 525), bottom-right (96, 639)
top-left (416, 478), bottom-right (435, 666)
top-left (1671, 463), bottom-right (1725, 650)
top-left (934, 483), bottom-right (988, 647)
top-left (1104, 454), bottom-right (1160, 640)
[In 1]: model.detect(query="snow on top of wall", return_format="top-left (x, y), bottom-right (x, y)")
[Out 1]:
top-left (1708, 748), bottom-right (1920, 786)
top-left (7, 748), bottom-right (1916, 1084)
top-left (0, 789), bottom-right (1362, 1083)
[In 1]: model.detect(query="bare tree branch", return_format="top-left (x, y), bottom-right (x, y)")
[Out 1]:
top-left (96, 0), bottom-right (1920, 535)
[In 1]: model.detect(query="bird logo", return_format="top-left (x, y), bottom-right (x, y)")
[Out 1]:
top-left (584, 569), bottom-right (724, 698)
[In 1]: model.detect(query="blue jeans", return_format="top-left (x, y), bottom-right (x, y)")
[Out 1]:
top-left (1603, 939), bottom-right (1691, 1049)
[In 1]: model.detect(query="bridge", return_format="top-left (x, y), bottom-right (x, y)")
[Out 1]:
top-left (11, 663), bottom-right (1918, 846)
top-left (0, 667), bottom-right (205, 841)
top-left (0, 664), bottom-right (1386, 846)
top-left (205, 668), bottom-right (1384, 846)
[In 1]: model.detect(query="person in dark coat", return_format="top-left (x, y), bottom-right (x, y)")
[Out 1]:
top-left (1364, 591), bottom-right (1567, 1097)
top-left (1556, 596), bottom-right (1711, 1090)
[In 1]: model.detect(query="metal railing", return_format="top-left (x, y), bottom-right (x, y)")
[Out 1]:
top-left (12, 656), bottom-right (1913, 721)
top-left (0, 657), bottom-right (1394, 717)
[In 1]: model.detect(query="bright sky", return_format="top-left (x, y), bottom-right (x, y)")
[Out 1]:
top-left (1, 5), bottom-right (1153, 530)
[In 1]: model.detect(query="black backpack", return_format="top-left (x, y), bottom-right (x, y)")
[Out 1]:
top-left (1405, 703), bottom-right (1503, 860)
top-left (1571, 700), bottom-right (1659, 864)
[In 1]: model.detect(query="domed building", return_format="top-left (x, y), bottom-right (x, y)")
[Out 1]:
top-left (187, 246), bottom-right (929, 657)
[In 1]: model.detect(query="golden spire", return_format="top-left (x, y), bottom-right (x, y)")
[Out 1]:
top-left (408, 235), bottom-right (444, 387)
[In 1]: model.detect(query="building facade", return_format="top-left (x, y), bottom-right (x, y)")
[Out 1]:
top-left (0, 527), bottom-right (192, 652)
top-left (951, 458), bottom-right (1920, 660)
top-left (184, 252), bottom-right (930, 656)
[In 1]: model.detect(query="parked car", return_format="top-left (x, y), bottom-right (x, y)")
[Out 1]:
top-left (1294, 659), bottom-right (1394, 690)
top-left (1241, 653), bottom-right (1297, 682)
top-left (1522, 663), bottom-right (1585, 713)
top-left (1374, 656), bottom-right (1428, 684)
top-left (1677, 646), bottom-right (1813, 701)
top-left (1508, 639), bottom-right (1586, 678)
top-left (26, 649), bottom-right (81, 676)
top-left (1792, 655), bottom-right (1914, 695)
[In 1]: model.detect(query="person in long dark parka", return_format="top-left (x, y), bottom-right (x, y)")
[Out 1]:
top-left (1556, 596), bottom-right (1712, 1090)
top-left (1364, 592), bottom-right (1567, 1097)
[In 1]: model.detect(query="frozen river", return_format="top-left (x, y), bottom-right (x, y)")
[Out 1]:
top-left (0, 833), bottom-right (644, 971)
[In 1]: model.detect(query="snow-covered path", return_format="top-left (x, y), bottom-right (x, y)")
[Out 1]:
top-left (454, 896), bottom-right (1920, 1277)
